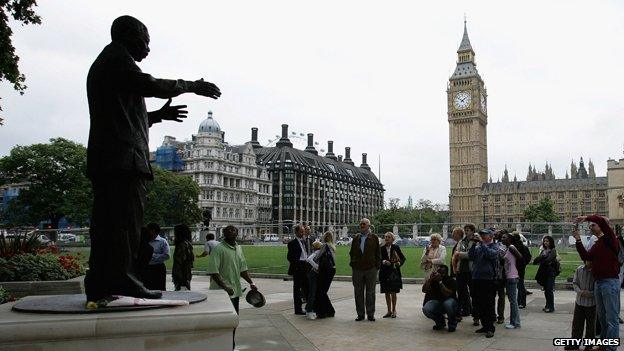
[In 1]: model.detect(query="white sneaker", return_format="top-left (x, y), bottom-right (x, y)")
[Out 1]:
top-left (306, 312), bottom-right (317, 320)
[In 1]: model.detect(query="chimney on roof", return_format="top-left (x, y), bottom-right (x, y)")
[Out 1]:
top-left (325, 141), bottom-right (337, 160)
top-left (338, 155), bottom-right (343, 162)
top-left (220, 131), bottom-right (225, 143)
top-left (343, 147), bottom-right (354, 165)
top-left (304, 133), bottom-right (318, 155)
top-left (360, 153), bottom-right (371, 170)
top-left (276, 124), bottom-right (293, 148)
top-left (250, 127), bottom-right (261, 149)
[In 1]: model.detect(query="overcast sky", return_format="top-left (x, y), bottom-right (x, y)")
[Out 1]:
top-left (1, 1), bottom-right (623, 205)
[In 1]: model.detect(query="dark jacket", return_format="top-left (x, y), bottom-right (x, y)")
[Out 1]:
top-left (468, 241), bottom-right (500, 280)
top-left (287, 237), bottom-right (308, 276)
top-left (86, 41), bottom-right (193, 179)
top-left (576, 215), bottom-right (620, 280)
top-left (349, 233), bottom-right (381, 270)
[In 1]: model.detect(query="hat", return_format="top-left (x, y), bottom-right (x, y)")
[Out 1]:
top-left (245, 289), bottom-right (266, 308)
top-left (478, 229), bottom-right (493, 236)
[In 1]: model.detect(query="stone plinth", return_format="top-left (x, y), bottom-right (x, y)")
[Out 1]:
top-left (0, 290), bottom-right (237, 351)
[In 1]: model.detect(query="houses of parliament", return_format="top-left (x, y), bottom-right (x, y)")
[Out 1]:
top-left (447, 22), bottom-right (624, 226)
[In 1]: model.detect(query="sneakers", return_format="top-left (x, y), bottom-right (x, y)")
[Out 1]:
top-left (306, 312), bottom-right (316, 320)
top-left (504, 324), bottom-right (519, 329)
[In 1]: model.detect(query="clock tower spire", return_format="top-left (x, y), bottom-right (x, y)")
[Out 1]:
top-left (447, 20), bottom-right (489, 226)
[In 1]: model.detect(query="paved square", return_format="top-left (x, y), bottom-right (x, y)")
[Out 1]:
top-left (171, 276), bottom-right (624, 351)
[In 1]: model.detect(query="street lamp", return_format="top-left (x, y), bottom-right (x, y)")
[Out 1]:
top-left (482, 195), bottom-right (487, 227)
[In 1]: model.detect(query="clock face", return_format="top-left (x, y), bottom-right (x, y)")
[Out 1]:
top-left (453, 91), bottom-right (471, 110)
top-left (480, 92), bottom-right (487, 112)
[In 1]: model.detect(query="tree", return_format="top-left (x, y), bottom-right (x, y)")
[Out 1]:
top-left (523, 198), bottom-right (560, 233)
top-left (523, 197), bottom-right (560, 223)
top-left (0, 1), bottom-right (42, 121)
top-left (372, 198), bottom-right (448, 235)
top-left (0, 138), bottom-right (92, 228)
top-left (144, 166), bottom-right (203, 226)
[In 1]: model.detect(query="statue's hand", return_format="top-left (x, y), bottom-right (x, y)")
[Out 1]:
top-left (155, 98), bottom-right (188, 122)
top-left (192, 78), bottom-right (221, 99)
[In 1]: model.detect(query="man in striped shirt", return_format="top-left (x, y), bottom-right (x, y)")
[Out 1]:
top-left (565, 262), bottom-right (595, 350)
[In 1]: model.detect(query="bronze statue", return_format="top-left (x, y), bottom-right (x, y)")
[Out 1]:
top-left (85, 15), bottom-right (220, 302)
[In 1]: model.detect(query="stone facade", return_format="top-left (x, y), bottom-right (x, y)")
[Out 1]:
top-left (155, 112), bottom-right (272, 238)
top-left (607, 158), bottom-right (624, 225)
top-left (482, 159), bottom-right (608, 224)
top-left (447, 22), bottom-right (489, 225)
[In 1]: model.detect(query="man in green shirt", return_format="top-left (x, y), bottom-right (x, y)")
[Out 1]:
top-left (206, 225), bottom-right (257, 350)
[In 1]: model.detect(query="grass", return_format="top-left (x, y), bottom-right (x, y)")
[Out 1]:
top-left (71, 245), bottom-right (583, 280)
top-left (187, 245), bottom-right (582, 280)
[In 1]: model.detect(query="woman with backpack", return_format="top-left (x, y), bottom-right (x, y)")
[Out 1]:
top-left (512, 232), bottom-right (532, 309)
top-left (533, 235), bottom-right (558, 313)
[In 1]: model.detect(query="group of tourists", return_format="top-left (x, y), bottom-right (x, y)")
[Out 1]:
top-left (285, 215), bottom-right (622, 351)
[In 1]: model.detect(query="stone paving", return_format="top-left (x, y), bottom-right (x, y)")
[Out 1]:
top-left (171, 276), bottom-right (624, 351)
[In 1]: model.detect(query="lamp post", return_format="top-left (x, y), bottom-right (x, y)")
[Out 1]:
top-left (482, 195), bottom-right (487, 227)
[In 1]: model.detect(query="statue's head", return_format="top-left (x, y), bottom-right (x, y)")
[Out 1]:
top-left (111, 15), bottom-right (150, 62)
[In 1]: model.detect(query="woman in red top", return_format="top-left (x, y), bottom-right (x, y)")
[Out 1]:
top-left (573, 215), bottom-right (620, 351)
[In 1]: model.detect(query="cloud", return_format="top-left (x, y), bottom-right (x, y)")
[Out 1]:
top-left (1, 0), bottom-right (623, 204)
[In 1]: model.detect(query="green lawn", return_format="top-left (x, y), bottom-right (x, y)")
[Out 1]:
top-left (71, 245), bottom-right (582, 280)
top-left (186, 245), bottom-right (583, 280)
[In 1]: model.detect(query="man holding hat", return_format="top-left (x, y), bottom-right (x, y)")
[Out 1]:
top-left (468, 228), bottom-right (501, 338)
top-left (207, 225), bottom-right (257, 350)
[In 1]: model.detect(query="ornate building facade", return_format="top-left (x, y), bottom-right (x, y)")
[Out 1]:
top-left (447, 22), bottom-right (489, 225)
top-left (482, 159), bottom-right (608, 224)
top-left (154, 113), bottom-right (385, 235)
top-left (154, 112), bottom-right (272, 237)
top-left (251, 124), bottom-right (385, 233)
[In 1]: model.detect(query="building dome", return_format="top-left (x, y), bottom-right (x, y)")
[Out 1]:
top-left (198, 111), bottom-right (221, 133)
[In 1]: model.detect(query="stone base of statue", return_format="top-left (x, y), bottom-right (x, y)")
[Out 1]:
top-left (0, 290), bottom-right (237, 351)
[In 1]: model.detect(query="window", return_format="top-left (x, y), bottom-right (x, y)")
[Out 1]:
top-left (584, 191), bottom-right (592, 199)
top-left (507, 194), bottom-right (513, 202)
top-left (598, 191), bottom-right (606, 198)
top-left (571, 192), bottom-right (578, 199)
top-left (558, 192), bottom-right (565, 199)
top-left (495, 195), bottom-right (500, 202)
top-left (531, 194), bottom-right (538, 201)
top-left (519, 194), bottom-right (525, 201)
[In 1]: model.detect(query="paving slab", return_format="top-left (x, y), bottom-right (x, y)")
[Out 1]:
top-left (173, 275), bottom-right (624, 351)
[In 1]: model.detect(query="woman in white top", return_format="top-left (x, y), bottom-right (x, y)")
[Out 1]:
top-left (421, 233), bottom-right (446, 277)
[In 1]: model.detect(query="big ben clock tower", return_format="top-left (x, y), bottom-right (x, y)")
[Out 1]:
top-left (448, 21), bottom-right (488, 225)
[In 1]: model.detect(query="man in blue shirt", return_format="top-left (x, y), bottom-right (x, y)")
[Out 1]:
top-left (143, 223), bottom-right (170, 290)
top-left (468, 229), bottom-right (500, 338)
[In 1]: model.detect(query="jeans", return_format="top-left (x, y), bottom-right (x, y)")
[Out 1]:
top-left (423, 298), bottom-right (458, 328)
top-left (506, 278), bottom-right (520, 327)
top-left (305, 270), bottom-right (318, 313)
top-left (543, 274), bottom-right (555, 310)
top-left (496, 281), bottom-right (505, 319)
top-left (352, 268), bottom-right (378, 318)
top-left (594, 278), bottom-right (620, 351)
top-left (472, 279), bottom-right (496, 332)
